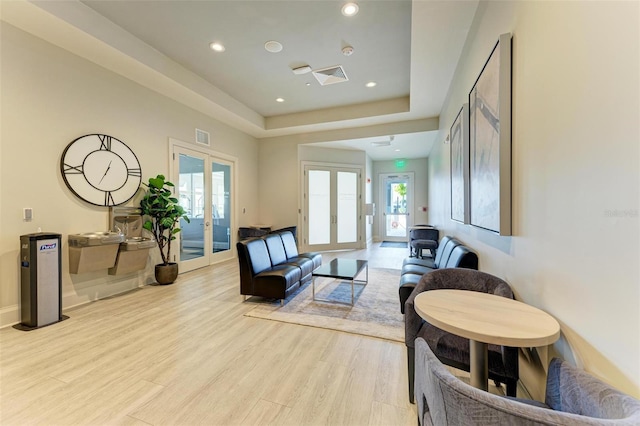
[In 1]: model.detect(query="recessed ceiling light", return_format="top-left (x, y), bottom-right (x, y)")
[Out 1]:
top-left (342, 2), bottom-right (359, 16)
top-left (306, 83), bottom-right (311, 86)
top-left (209, 42), bottom-right (225, 52)
top-left (366, 81), bottom-right (377, 88)
top-left (264, 40), bottom-right (283, 53)
top-left (276, 97), bottom-right (285, 103)
top-left (395, 149), bottom-right (400, 152)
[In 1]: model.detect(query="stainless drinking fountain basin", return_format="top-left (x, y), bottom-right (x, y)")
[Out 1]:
top-left (68, 232), bottom-right (125, 247)
top-left (119, 237), bottom-right (156, 251)
top-left (68, 232), bottom-right (125, 274)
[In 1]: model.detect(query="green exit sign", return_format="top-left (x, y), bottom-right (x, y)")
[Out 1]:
top-left (395, 159), bottom-right (406, 169)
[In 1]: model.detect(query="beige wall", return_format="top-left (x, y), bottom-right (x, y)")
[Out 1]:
top-left (428, 1), bottom-right (639, 397)
top-left (257, 122), bottom-right (432, 239)
top-left (0, 23), bottom-right (259, 326)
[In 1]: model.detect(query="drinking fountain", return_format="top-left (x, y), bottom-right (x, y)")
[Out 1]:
top-left (108, 207), bottom-right (156, 275)
top-left (68, 231), bottom-right (125, 274)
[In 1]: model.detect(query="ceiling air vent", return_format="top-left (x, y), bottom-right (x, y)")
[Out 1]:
top-left (312, 65), bottom-right (349, 86)
top-left (195, 128), bottom-right (210, 146)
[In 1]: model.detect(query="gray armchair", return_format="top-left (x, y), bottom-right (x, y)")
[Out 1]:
top-left (415, 337), bottom-right (640, 425)
top-left (409, 226), bottom-right (439, 258)
top-left (405, 268), bottom-right (519, 400)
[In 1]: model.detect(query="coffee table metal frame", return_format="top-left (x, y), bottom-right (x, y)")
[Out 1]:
top-left (312, 258), bottom-right (368, 306)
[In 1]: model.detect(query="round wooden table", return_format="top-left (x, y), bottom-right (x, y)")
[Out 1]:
top-left (414, 289), bottom-right (560, 391)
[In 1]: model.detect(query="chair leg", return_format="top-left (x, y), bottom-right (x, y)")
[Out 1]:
top-left (506, 379), bottom-right (517, 397)
top-left (407, 346), bottom-right (415, 403)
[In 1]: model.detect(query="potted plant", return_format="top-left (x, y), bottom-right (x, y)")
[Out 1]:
top-left (140, 174), bottom-right (190, 284)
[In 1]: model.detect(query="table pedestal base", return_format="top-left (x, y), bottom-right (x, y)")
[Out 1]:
top-left (470, 340), bottom-right (488, 391)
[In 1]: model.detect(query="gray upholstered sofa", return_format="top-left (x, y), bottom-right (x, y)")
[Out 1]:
top-left (415, 337), bottom-right (640, 425)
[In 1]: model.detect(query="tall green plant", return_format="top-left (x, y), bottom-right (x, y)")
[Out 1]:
top-left (140, 174), bottom-right (190, 265)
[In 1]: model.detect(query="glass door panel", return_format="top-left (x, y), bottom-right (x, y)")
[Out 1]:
top-left (304, 165), bottom-right (360, 251)
top-left (308, 170), bottom-right (331, 245)
top-left (174, 146), bottom-right (235, 273)
top-left (337, 171), bottom-right (357, 243)
top-left (211, 161), bottom-right (231, 256)
top-left (381, 174), bottom-right (414, 241)
top-left (178, 153), bottom-right (206, 264)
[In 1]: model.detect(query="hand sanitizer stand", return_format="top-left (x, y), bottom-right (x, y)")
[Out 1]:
top-left (16, 233), bottom-right (67, 330)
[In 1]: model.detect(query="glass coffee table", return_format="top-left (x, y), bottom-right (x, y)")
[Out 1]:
top-left (312, 258), bottom-right (368, 306)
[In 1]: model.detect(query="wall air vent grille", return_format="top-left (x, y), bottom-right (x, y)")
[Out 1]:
top-left (312, 65), bottom-right (349, 86)
top-left (195, 128), bottom-right (210, 146)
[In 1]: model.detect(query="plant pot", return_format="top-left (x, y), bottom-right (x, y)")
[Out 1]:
top-left (155, 262), bottom-right (178, 285)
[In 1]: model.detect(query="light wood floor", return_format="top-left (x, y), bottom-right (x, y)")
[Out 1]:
top-left (0, 243), bottom-right (417, 425)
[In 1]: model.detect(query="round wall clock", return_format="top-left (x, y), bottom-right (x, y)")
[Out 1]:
top-left (60, 134), bottom-right (142, 207)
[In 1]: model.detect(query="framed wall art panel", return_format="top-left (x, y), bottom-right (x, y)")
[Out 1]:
top-left (468, 32), bottom-right (512, 235)
top-left (450, 103), bottom-right (470, 224)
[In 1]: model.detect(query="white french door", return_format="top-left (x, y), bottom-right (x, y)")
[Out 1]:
top-left (380, 172), bottom-right (414, 242)
top-left (173, 145), bottom-right (235, 272)
top-left (303, 164), bottom-right (361, 252)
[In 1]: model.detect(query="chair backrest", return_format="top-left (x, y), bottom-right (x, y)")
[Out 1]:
top-left (240, 238), bottom-right (271, 274)
top-left (444, 245), bottom-right (479, 270)
top-left (410, 227), bottom-right (439, 241)
top-left (415, 338), bottom-right (562, 425)
top-left (435, 237), bottom-right (460, 268)
top-left (545, 358), bottom-right (640, 422)
top-left (415, 338), bottom-right (640, 426)
top-left (270, 226), bottom-right (297, 243)
top-left (422, 268), bottom-right (513, 298)
top-left (433, 236), bottom-right (454, 266)
top-left (264, 234), bottom-right (287, 266)
top-left (278, 231), bottom-right (299, 259)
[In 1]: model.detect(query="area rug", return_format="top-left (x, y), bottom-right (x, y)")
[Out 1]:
top-left (244, 268), bottom-right (404, 342)
top-left (380, 241), bottom-right (408, 248)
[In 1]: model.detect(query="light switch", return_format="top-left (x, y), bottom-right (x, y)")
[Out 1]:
top-left (23, 208), bottom-right (33, 221)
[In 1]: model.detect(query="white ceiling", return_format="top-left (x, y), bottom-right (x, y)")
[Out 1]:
top-left (80, 0), bottom-right (413, 118)
top-left (3, 0), bottom-right (479, 160)
top-left (309, 131), bottom-right (439, 161)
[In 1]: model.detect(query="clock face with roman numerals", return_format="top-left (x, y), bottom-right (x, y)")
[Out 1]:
top-left (61, 134), bottom-right (142, 207)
